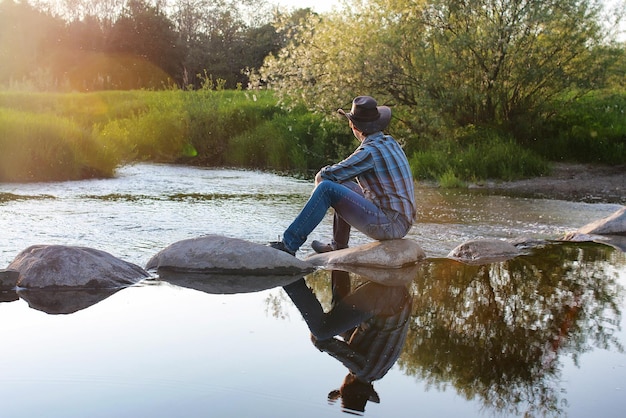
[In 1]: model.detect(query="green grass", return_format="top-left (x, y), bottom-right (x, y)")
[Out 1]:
top-left (1, 88), bottom-right (623, 184)
top-left (0, 89), bottom-right (352, 182)
top-left (0, 107), bottom-right (117, 181)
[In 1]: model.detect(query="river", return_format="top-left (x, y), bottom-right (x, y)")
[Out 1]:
top-left (1, 163), bottom-right (625, 417)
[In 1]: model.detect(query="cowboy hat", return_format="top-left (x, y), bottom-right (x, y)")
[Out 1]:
top-left (337, 96), bottom-right (391, 134)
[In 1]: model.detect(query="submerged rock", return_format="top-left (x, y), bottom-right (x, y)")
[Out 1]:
top-left (8, 245), bottom-right (149, 288)
top-left (305, 239), bottom-right (425, 269)
top-left (146, 234), bottom-right (315, 275)
top-left (448, 239), bottom-right (523, 265)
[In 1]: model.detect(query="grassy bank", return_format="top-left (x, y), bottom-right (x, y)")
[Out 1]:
top-left (1, 89), bottom-right (624, 184)
top-left (0, 90), bottom-right (353, 182)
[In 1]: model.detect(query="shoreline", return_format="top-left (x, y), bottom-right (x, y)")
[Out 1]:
top-left (434, 163), bottom-right (626, 205)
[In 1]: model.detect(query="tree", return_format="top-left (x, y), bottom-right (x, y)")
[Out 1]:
top-left (0, 0), bottom-right (64, 88)
top-left (106, 0), bottom-right (183, 84)
top-left (258, 0), bottom-right (621, 137)
top-left (171, 0), bottom-right (276, 88)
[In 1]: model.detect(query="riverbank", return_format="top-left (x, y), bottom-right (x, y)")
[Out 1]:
top-left (464, 163), bottom-right (626, 204)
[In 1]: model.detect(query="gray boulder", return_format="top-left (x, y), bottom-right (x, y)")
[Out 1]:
top-left (305, 239), bottom-right (425, 269)
top-left (577, 206), bottom-right (626, 235)
top-left (146, 234), bottom-right (315, 275)
top-left (8, 245), bottom-right (149, 288)
top-left (448, 239), bottom-right (522, 265)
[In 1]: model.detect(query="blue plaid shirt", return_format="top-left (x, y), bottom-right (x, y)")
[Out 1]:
top-left (319, 132), bottom-right (416, 225)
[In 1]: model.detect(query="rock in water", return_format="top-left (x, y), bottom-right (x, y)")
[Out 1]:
top-left (8, 245), bottom-right (149, 288)
top-left (305, 239), bottom-right (426, 269)
top-left (447, 239), bottom-right (522, 265)
top-left (146, 234), bottom-right (315, 275)
top-left (577, 206), bottom-right (626, 235)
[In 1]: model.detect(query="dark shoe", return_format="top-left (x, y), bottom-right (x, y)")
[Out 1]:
top-left (268, 241), bottom-right (296, 256)
top-left (311, 240), bottom-right (345, 254)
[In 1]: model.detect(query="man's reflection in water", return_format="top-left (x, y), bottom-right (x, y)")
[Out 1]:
top-left (283, 270), bottom-right (413, 414)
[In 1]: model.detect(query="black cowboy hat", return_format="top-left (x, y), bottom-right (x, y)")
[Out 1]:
top-left (337, 96), bottom-right (391, 134)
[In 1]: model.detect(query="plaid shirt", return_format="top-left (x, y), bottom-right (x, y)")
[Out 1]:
top-left (319, 132), bottom-right (416, 225)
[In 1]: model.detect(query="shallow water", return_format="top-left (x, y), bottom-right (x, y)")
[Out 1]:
top-left (1, 164), bottom-right (625, 417)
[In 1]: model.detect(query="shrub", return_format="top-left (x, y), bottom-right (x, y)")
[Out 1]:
top-left (410, 128), bottom-right (550, 186)
top-left (527, 90), bottom-right (626, 164)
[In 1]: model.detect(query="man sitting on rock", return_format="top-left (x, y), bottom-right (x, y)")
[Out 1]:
top-left (269, 96), bottom-right (416, 256)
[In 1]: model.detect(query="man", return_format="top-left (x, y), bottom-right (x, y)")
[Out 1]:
top-left (269, 96), bottom-right (416, 256)
top-left (282, 270), bottom-right (413, 413)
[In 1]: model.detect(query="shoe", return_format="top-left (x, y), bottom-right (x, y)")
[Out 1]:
top-left (268, 241), bottom-right (296, 256)
top-left (311, 240), bottom-right (345, 254)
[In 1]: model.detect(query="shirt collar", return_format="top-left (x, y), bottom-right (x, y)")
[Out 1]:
top-left (362, 131), bottom-right (384, 145)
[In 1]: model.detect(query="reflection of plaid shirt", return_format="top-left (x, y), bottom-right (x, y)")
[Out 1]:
top-left (314, 286), bottom-right (413, 383)
top-left (319, 132), bottom-right (416, 225)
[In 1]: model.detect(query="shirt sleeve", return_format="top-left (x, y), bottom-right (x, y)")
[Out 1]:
top-left (319, 146), bottom-right (374, 182)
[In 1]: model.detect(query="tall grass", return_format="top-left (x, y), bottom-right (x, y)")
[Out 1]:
top-left (0, 90), bottom-right (352, 182)
top-left (410, 127), bottom-right (551, 186)
top-left (226, 107), bottom-right (353, 172)
top-left (1, 88), bottom-right (623, 184)
top-left (0, 108), bottom-right (117, 182)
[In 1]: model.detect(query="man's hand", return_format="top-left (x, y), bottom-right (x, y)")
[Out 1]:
top-left (314, 170), bottom-right (323, 186)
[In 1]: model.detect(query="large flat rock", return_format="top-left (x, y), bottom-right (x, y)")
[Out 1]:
top-left (146, 234), bottom-right (315, 275)
top-left (305, 239), bottom-right (425, 269)
top-left (560, 232), bottom-right (626, 252)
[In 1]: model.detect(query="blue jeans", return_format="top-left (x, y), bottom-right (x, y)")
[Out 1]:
top-left (282, 180), bottom-right (411, 253)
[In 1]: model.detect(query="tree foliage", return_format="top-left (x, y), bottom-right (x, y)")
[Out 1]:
top-left (0, 0), bottom-right (292, 90)
top-left (258, 0), bottom-right (622, 137)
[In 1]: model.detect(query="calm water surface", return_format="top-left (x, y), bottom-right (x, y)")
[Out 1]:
top-left (1, 164), bottom-right (625, 417)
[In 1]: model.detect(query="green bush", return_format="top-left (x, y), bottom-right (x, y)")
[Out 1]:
top-left (225, 108), bottom-right (353, 173)
top-left (527, 90), bottom-right (626, 164)
top-left (410, 128), bottom-right (550, 186)
top-left (94, 91), bottom-right (191, 162)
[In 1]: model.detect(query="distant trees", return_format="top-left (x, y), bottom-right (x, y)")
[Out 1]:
top-left (106, 0), bottom-right (182, 78)
top-left (0, 0), bottom-right (300, 90)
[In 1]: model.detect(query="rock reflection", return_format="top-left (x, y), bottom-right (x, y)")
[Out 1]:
top-left (16, 288), bottom-right (123, 314)
top-left (156, 271), bottom-right (303, 294)
top-left (401, 242), bottom-right (624, 416)
top-left (284, 267), bottom-right (415, 414)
